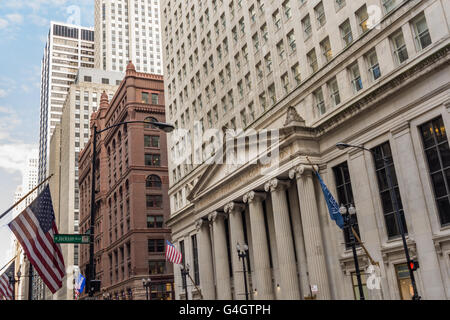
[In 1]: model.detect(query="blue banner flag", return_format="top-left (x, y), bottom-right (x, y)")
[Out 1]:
top-left (314, 171), bottom-right (344, 229)
top-left (75, 273), bottom-right (86, 299)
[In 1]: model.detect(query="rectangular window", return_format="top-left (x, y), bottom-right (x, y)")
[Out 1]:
top-left (142, 92), bottom-right (149, 104)
top-left (340, 19), bottom-right (353, 47)
top-left (144, 135), bottom-right (160, 148)
top-left (411, 13), bottom-right (432, 51)
top-left (102, 78), bottom-right (109, 84)
top-left (148, 260), bottom-right (165, 274)
top-left (313, 88), bottom-right (326, 116)
top-left (146, 195), bottom-right (163, 208)
top-left (145, 154), bottom-right (161, 166)
top-left (382, 0), bottom-right (396, 13)
top-left (320, 36), bottom-right (332, 63)
top-left (307, 49), bottom-right (318, 73)
top-left (372, 142), bottom-right (408, 238)
top-left (395, 263), bottom-right (414, 300)
top-left (391, 30), bottom-right (409, 65)
top-left (314, 2), bottom-right (326, 27)
top-left (328, 77), bottom-right (341, 107)
top-left (355, 5), bottom-right (369, 34)
top-left (147, 215), bottom-right (164, 228)
top-left (192, 235), bottom-right (200, 285)
top-left (152, 93), bottom-right (159, 105)
top-left (148, 239), bottom-right (165, 253)
top-left (333, 162), bottom-right (360, 248)
top-left (351, 272), bottom-right (368, 300)
top-left (349, 63), bottom-right (363, 93)
top-left (302, 15), bottom-right (312, 39)
top-left (419, 117), bottom-right (450, 226)
top-left (366, 49), bottom-right (381, 81)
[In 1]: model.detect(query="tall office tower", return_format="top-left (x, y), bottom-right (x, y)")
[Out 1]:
top-left (38, 22), bottom-right (95, 187)
top-left (162, 0), bottom-right (450, 300)
top-left (94, 0), bottom-right (163, 74)
top-left (48, 68), bottom-right (123, 300)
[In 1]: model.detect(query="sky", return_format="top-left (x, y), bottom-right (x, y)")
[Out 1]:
top-left (0, 0), bottom-right (94, 269)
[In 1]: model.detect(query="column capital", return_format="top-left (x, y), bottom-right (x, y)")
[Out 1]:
top-left (224, 202), bottom-right (245, 214)
top-left (289, 164), bottom-right (318, 180)
top-left (264, 178), bottom-right (290, 193)
top-left (195, 218), bottom-right (208, 231)
top-left (208, 211), bottom-right (226, 223)
top-left (243, 191), bottom-right (266, 204)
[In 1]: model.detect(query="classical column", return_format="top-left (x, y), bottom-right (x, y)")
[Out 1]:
top-left (264, 179), bottom-right (301, 300)
top-left (195, 218), bottom-right (216, 299)
top-left (224, 202), bottom-right (246, 300)
top-left (289, 165), bottom-right (331, 299)
top-left (243, 191), bottom-right (274, 300)
top-left (287, 184), bottom-right (310, 297)
top-left (209, 211), bottom-right (232, 300)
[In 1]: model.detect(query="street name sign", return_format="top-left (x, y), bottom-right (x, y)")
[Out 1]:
top-left (54, 234), bottom-right (90, 244)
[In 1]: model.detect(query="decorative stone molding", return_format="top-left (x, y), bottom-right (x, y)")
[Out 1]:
top-left (208, 211), bottom-right (226, 223)
top-left (243, 191), bottom-right (266, 204)
top-left (444, 99), bottom-right (450, 112)
top-left (223, 202), bottom-right (245, 214)
top-left (195, 219), bottom-right (205, 231)
top-left (264, 178), bottom-right (290, 193)
top-left (284, 106), bottom-right (306, 127)
top-left (288, 164), bottom-right (318, 180)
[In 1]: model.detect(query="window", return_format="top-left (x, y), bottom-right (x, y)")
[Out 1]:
top-left (142, 92), bottom-right (149, 104)
top-left (147, 215), bottom-right (164, 228)
top-left (320, 36), bottom-right (332, 63)
top-left (340, 19), bottom-right (353, 47)
top-left (355, 5), bottom-right (369, 34)
top-left (328, 77), bottom-right (341, 106)
top-left (264, 53), bottom-right (272, 73)
top-left (148, 260), bottom-right (165, 274)
top-left (152, 93), bottom-right (159, 105)
top-left (146, 195), bottom-right (163, 208)
top-left (281, 73), bottom-right (289, 94)
top-left (148, 239), bottom-right (165, 252)
top-left (313, 88), bottom-right (326, 116)
top-left (102, 78), bottom-right (110, 84)
top-left (277, 40), bottom-right (285, 60)
top-left (351, 272), bottom-right (368, 300)
top-left (146, 175), bottom-right (162, 188)
top-left (372, 142), bottom-right (408, 238)
top-left (145, 154), bottom-right (161, 166)
top-left (366, 49), bottom-right (381, 81)
top-left (302, 15), bottom-right (312, 39)
top-left (292, 63), bottom-right (301, 85)
top-left (268, 84), bottom-right (276, 105)
top-left (145, 135), bottom-right (160, 148)
top-left (333, 162), bottom-right (360, 249)
top-left (144, 117), bottom-right (159, 129)
top-left (411, 13), bottom-right (431, 51)
top-left (391, 30), bottom-right (408, 65)
top-left (382, 0), bottom-right (396, 13)
top-left (307, 49), bottom-right (318, 73)
top-left (273, 10), bottom-right (281, 30)
top-left (349, 63), bottom-right (363, 93)
top-left (395, 263), bottom-right (414, 300)
top-left (192, 235), bottom-right (200, 285)
top-left (335, 0), bottom-right (346, 11)
top-left (84, 76), bottom-right (92, 82)
top-left (287, 30), bottom-right (296, 52)
top-left (282, 0), bottom-right (291, 19)
top-left (419, 117), bottom-right (450, 226)
top-left (314, 2), bottom-right (326, 27)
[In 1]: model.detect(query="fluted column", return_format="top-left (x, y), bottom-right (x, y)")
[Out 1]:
top-left (290, 165), bottom-right (331, 299)
top-left (209, 211), bottom-right (232, 300)
top-left (224, 202), bottom-right (246, 300)
top-left (243, 191), bottom-right (274, 300)
top-left (264, 179), bottom-right (301, 300)
top-left (195, 218), bottom-right (215, 299)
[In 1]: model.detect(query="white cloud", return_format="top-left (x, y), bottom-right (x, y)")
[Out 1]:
top-left (0, 18), bottom-right (9, 29)
top-left (28, 14), bottom-right (49, 27)
top-left (0, 89), bottom-right (7, 98)
top-left (6, 14), bottom-right (24, 24)
top-left (0, 143), bottom-right (37, 174)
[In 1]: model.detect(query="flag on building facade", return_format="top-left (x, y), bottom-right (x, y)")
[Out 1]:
top-left (75, 273), bottom-right (86, 299)
top-left (0, 262), bottom-right (15, 300)
top-left (165, 240), bottom-right (183, 265)
top-left (314, 170), bottom-right (345, 229)
top-left (8, 185), bottom-right (65, 294)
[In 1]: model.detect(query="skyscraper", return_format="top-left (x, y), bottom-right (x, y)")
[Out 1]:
top-left (94, 0), bottom-right (163, 74)
top-left (38, 22), bottom-right (95, 186)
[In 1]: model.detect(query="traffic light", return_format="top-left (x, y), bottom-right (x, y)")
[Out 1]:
top-left (89, 280), bottom-right (101, 294)
top-left (409, 260), bottom-right (419, 271)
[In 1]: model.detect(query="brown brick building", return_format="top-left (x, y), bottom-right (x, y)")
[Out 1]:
top-left (78, 61), bottom-right (174, 300)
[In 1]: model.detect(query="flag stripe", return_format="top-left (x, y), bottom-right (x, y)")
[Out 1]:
top-left (9, 222), bottom-right (61, 293)
top-left (22, 209), bottom-right (65, 278)
top-left (165, 241), bottom-right (183, 265)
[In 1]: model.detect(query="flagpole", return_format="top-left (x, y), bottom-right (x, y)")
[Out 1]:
top-left (186, 271), bottom-right (203, 300)
top-left (0, 174), bottom-right (54, 221)
top-left (305, 156), bottom-right (379, 266)
top-left (0, 256), bottom-right (16, 274)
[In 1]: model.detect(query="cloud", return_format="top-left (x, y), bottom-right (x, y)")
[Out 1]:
top-left (28, 14), bottom-right (49, 27)
top-left (0, 143), bottom-right (37, 174)
top-left (0, 18), bottom-right (9, 29)
top-left (0, 89), bottom-right (7, 98)
top-left (6, 14), bottom-right (24, 24)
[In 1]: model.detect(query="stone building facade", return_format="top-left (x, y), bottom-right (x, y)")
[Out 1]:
top-left (163, 0), bottom-right (450, 299)
top-left (78, 62), bottom-right (173, 299)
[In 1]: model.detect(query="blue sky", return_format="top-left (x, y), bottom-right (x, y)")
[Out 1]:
top-left (0, 0), bottom-right (94, 268)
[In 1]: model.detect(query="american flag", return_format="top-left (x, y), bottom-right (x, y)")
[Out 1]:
top-left (8, 185), bottom-right (65, 294)
top-left (0, 262), bottom-right (14, 300)
top-left (165, 240), bottom-right (182, 265)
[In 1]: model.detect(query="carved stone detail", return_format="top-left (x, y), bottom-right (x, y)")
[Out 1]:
top-left (243, 191), bottom-right (266, 204)
top-left (224, 202), bottom-right (245, 214)
top-left (284, 106), bottom-right (306, 126)
top-left (264, 178), bottom-right (289, 193)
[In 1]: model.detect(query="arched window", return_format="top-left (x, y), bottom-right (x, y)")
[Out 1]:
top-left (144, 117), bottom-right (159, 129)
top-left (146, 175), bottom-right (162, 188)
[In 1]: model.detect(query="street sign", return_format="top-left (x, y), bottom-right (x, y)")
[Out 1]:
top-left (54, 234), bottom-right (90, 244)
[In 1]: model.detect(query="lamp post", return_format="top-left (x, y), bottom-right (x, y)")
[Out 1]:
top-left (180, 264), bottom-right (190, 300)
top-left (336, 142), bottom-right (420, 300)
top-left (340, 204), bottom-right (364, 300)
top-left (88, 119), bottom-right (174, 297)
top-left (142, 278), bottom-right (152, 300)
top-left (236, 242), bottom-right (250, 300)
top-left (7, 270), bottom-right (21, 300)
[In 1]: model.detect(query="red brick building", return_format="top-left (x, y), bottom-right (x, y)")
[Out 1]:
top-left (78, 61), bottom-right (174, 300)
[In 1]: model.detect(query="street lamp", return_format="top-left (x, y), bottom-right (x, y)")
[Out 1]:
top-left (236, 242), bottom-right (250, 300)
top-left (336, 142), bottom-right (421, 300)
top-left (7, 270), bottom-right (21, 300)
top-left (88, 119), bottom-right (175, 297)
top-left (180, 264), bottom-right (190, 300)
top-left (340, 204), bottom-right (364, 300)
top-left (142, 278), bottom-right (152, 300)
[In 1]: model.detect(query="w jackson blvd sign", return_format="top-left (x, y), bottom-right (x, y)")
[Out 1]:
top-left (54, 234), bottom-right (90, 244)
